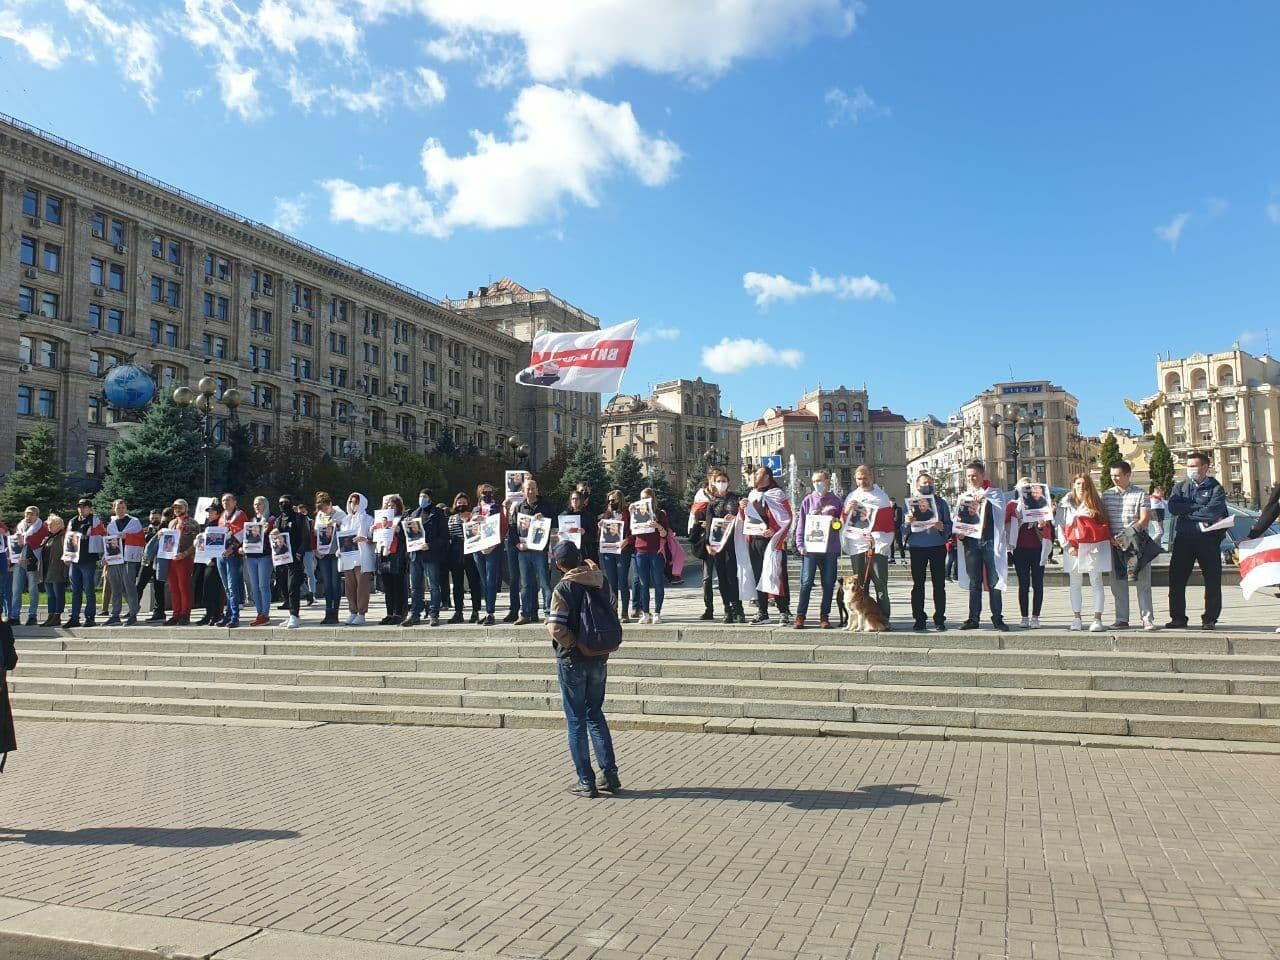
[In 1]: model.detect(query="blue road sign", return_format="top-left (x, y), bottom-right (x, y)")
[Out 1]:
top-left (761, 454), bottom-right (783, 476)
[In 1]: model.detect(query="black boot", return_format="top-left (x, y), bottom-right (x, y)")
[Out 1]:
top-left (470, 607), bottom-right (480, 623)
top-left (700, 608), bottom-right (715, 621)
top-left (448, 609), bottom-right (463, 623)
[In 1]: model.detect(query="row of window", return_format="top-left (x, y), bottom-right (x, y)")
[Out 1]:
top-left (21, 188), bottom-right (63, 225)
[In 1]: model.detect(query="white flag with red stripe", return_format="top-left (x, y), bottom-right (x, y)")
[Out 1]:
top-left (1238, 534), bottom-right (1280, 600)
top-left (516, 319), bottom-right (637, 394)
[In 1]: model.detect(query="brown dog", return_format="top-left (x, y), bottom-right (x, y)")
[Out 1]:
top-left (842, 559), bottom-right (889, 632)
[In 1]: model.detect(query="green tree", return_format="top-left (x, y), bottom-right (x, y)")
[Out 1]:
top-left (536, 444), bottom-right (572, 503)
top-left (431, 434), bottom-right (458, 460)
top-left (1098, 432), bottom-right (1122, 490)
top-left (609, 447), bottom-right (646, 503)
top-left (684, 447), bottom-right (728, 506)
top-left (364, 444), bottom-right (446, 506)
top-left (0, 423), bottom-right (74, 519)
top-left (220, 420), bottom-right (253, 497)
top-left (557, 439), bottom-right (611, 504)
top-left (96, 396), bottom-right (219, 514)
top-left (243, 429), bottom-right (332, 500)
top-left (645, 468), bottom-right (686, 531)
top-left (1149, 432), bottom-right (1175, 494)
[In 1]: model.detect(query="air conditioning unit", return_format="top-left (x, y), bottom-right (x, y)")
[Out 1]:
top-left (18, 363), bottom-right (30, 373)
top-left (91, 228), bottom-right (104, 239)
top-left (23, 268), bottom-right (36, 279)
top-left (204, 276), bottom-right (213, 284)
top-left (250, 290), bottom-right (258, 299)
top-left (292, 305), bottom-right (300, 313)
top-left (93, 286), bottom-right (105, 297)
top-left (27, 217), bottom-right (40, 228)
top-left (115, 244), bottom-right (127, 255)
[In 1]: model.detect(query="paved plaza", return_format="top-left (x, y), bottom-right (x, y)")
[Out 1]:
top-left (3, 716), bottom-right (1280, 960)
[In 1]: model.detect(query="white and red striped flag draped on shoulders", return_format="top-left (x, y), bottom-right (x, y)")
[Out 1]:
top-left (1239, 535), bottom-right (1280, 600)
top-left (516, 319), bottom-right (638, 394)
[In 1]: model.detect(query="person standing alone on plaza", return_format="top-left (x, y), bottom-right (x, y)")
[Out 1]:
top-left (1103, 460), bottom-right (1157, 631)
top-left (1166, 451), bottom-right (1229, 630)
top-left (547, 540), bottom-right (620, 799)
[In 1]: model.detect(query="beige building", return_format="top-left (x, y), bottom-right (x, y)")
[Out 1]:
top-left (906, 426), bottom-right (968, 498)
top-left (0, 115), bottom-right (528, 486)
top-left (1093, 427), bottom-right (1153, 490)
top-left (443, 277), bottom-right (600, 468)
top-left (600, 378), bottom-right (741, 494)
top-left (953, 380), bottom-right (1088, 490)
top-left (905, 415), bottom-right (947, 462)
top-left (739, 386), bottom-right (909, 497)
top-left (1153, 346), bottom-right (1280, 505)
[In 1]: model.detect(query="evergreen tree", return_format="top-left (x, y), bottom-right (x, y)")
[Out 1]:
top-left (96, 396), bottom-right (219, 514)
top-left (646, 468), bottom-right (686, 531)
top-left (556, 439), bottom-right (611, 503)
top-left (609, 447), bottom-right (646, 503)
top-left (220, 420), bottom-right (253, 497)
top-left (1149, 432), bottom-right (1175, 494)
top-left (431, 434), bottom-right (458, 460)
top-left (684, 447), bottom-right (728, 506)
top-left (0, 423), bottom-right (74, 519)
top-left (1098, 432), bottom-right (1122, 490)
top-left (364, 443), bottom-right (446, 506)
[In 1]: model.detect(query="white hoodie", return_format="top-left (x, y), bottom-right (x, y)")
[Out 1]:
top-left (339, 494), bottom-right (375, 572)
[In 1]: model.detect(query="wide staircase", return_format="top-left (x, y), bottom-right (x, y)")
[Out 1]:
top-left (11, 623), bottom-right (1280, 752)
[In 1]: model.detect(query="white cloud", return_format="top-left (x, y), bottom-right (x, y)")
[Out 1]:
top-left (1155, 211), bottom-right (1191, 251)
top-left (270, 194), bottom-right (308, 233)
top-left (0, 7), bottom-right (71, 68)
top-left (743, 268), bottom-right (894, 308)
top-left (286, 67), bottom-right (445, 114)
top-left (217, 61), bottom-right (262, 119)
top-left (637, 326), bottom-right (680, 344)
top-left (415, 0), bottom-right (857, 82)
top-left (701, 337), bottom-right (804, 375)
top-left (411, 66), bottom-right (445, 105)
top-left (255, 0), bottom-right (359, 54)
top-left (324, 84), bottom-right (680, 236)
top-left (64, 0), bottom-right (163, 107)
top-left (825, 85), bottom-right (885, 126)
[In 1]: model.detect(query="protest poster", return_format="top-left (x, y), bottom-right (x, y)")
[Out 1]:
top-left (599, 518), bottom-right (625, 554)
top-left (242, 521), bottom-right (265, 554)
top-left (194, 496), bottom-right (217, 519)
top-left (505, 470), bottom-right (528, 503)
top-left (270, 531), bottom-right (292, 567)
top-left (629, 498), bottom-right (656, 536)
top-left (465, 513), bottom-right (502, 555)
top-left (803, 513), bottom-right (833, 553)
top-left (907, 495), bottom-right (939, 533)
top-left (315, 516), bottom-right (336, 554)
top-left (708, 517), bottom-right (731, 552)
top-left (156, 529), bottom-right (179, 560)
top-left (62, 531), bottom-right (82, 563)
top-left (195, 526), bottom-right (226, 563)
top-left (1018, 483), bottom-right (1054, 524)
top-left (371, 509), bottom-right (396, 551)
top-left (403, 516), bottom-right (426, 552)
top-left (519, 514), bottom-right (551, 551)
top-left (953, 492), bottom-right (986, 538)
top-left (7, 534), bottom-right (22, 558)
top-left (557, 514), bottom-right (582, 548)
top-left (103, 534), bottom-right (126, 565)
top-left (742, 496), bottom-right (769, 537)
top-left (338, 533), bottom-right (360, 563)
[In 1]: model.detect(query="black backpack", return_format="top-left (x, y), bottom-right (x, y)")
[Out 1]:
top-left (573, 582), bottom-right (623, 657)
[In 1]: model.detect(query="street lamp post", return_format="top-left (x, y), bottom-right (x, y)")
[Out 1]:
top-left (506, 435), bottom-right (529, 468)
top-left (172, 376), bottom-right (242, 496)
top-left (989, 406), bottom-right (1037, 489)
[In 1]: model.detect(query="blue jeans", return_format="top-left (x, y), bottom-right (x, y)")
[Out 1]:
top-left (216, 554), bottom-right (244, 621)
top-left (0, 562), bottom-right (11, 620)
top-left (633, 552), bottom-right (663, 614)
top-left (476, 550), bottom-right (503, 614)
top-left (70, 560), bottom-right (98, 622)
top-left (518, 550), bottom-right (551, 618)
top-left (316, 554), bottom-right (342, 614)
top-left (45, 582), bottom-right (65, 615)
top-left (963, 538), bottom-right (1003, 624)
top-left (599, 552), bottom-right (631, 615)
top-left (557, 656), bottom-right (617, 786)
top-left (246, 556), bottom-right (273, 617)
top-left (505, 537), bottom-right (522, 614)
top-left (11, 566), bottom-right (39, 619)
top-left (798, 552), bottom-right (839, 619)
top-left (410, 554), bottom-right (444, 617)
top-left (303, 551), bottom-right (317, 597)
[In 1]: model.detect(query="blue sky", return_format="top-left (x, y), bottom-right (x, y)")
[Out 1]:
top-left (4, 1), bottom-right (1280, 433)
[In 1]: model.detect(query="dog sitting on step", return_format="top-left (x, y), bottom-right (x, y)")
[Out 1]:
top-left (842, 550), bottom-right (888, 632)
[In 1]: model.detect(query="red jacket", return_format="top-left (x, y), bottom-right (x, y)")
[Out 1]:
top-left (1065, 513), bottom-right (1111, 547)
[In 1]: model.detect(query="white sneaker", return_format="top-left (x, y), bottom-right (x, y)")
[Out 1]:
top-left (352, 614), bottom-right (365, 626)
top-left (638, 613), bottom-right (650, 624)
top-left (1019, 617), bottom-right (1030, 628)
top-left (1089, 619), bottom-right (1105, 633)
top-left (345, 614), bottom-right (357, 626)
top-left (1070, 617), bottom-right (1083, 632)
top-left (1144, 617), bottom-right (1159, 632)
top-left (651, 612), bottom-right (661, 625)
top-left (286, 615), bottom-right (302, 629)
top-left (1030, 617), bottom-right (1041, 629)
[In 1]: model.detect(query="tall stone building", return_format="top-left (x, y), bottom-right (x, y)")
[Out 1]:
top-left (443, 278), bottom-right (601, 469)
top-left (0, 115), bottom-right (530, 487)
top-left (904, 415), bottom-right (947, 462)
top-left (739, 386), bottom-right (909, 496)
top-left (600, 377), bottom-right (741, 494)
top-left (1153, 346), bottom-right (1280, 505)
top-left (954, 380), bottom-right (1088, 490)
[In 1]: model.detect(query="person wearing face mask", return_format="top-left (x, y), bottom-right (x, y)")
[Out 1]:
top-left (1166, 451), bottom-right (1229, 630)
top-left (596, 489), bottom-right (634, 622)
top-left (312, 493), bottom-right (347, 625)
top-left (473, 484), bottom-right (507, 625)
top-left (274, 495), bottom-right (311, 629)
top-left (164, 500), bottom-right (198, 626)
top-left (740, 466), bottom-right (793, 625)
top-left (1009, 476), bottom-right (1053, 629)
top-left (404, 488), bottom-right (449, 627)
top-left (703, 471), bottom-right (746, 623)
top-left (793, 470), bottom-right (843, 629)
top-left (903, 473), bottom-right (953, 632)
top-left (374, 494), bottom-right (409, 625)
top-left (445, 493), bottom-right (483, 623)
top-left (340, 493), bottom-right (376, 626)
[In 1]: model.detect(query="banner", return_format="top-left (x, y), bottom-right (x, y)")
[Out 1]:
top-left (516, 319), bottom-right (638, 393)
top-left (1239, 535), bottom-right (1280, 600)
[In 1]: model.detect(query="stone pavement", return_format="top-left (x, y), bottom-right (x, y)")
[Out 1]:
top-left (4, 718), bottom-right (1280, 959)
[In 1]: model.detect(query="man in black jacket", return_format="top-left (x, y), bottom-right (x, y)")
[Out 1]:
top-left (1166, 451), bottom-right (1230, 630)
top-left (404, 487), bottom-right (449, 627)
top-left (275, 496), bottom-right (312, 629)
top-left (65, 498), bottom-right (102, 628)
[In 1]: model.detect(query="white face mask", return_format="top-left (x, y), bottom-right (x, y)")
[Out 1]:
top-left (714, 481), bottom-right (729, 494)
top-left (1187, 467), bottom-right (1203, 482)
top-left (813, 481), bottom-right (828, 494)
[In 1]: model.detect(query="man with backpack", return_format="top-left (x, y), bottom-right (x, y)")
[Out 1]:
top-left (547, 540), bottom-right (621, 799)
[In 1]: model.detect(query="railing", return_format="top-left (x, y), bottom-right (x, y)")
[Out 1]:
top-left (0, 112), bottom-right (448, 311)
top-left (441, 289), bottom-right (598, 325)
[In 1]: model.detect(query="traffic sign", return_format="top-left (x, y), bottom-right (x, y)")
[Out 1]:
top-left (761, 454), bottom-right (783, 476)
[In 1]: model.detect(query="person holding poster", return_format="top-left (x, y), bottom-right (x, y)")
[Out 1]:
top-left (631, 487), bottom-right (671, 624)
top-left (103, 499), bottom-right (145, 627)
top-left (689, 469), bottom-right (744, 623)
top-left (10, 507), bottom-right (48, 626)
top-left (955, 460), bottom-right (1011, 631)
top-left (842, 465), bottom-right (894, 624)
top-left (1009, 476), bottom-right (1053, 629)
top-left (213, 493), bottom-right (248, 629)
top-left (514, 478), bottom-right (556, 624)
top-left (1101, 461), bottom-right (1157, 631)
top-left (472, 483), bottom-right (507, 626)
top-left (371, 495), bottom-right (408, 625)
top-left (340, 493), bottom-right (376, 626)
top-left (164, 500), bottom-right (198, 625)
top-left (1057, 474), bottom-right (1113, 632)
top-left (445, 493), bottom-right (482, 623)
top-left (274, 496), bottom-right (311, 629)
top-left (242, 496), bottom-right (275, 626)
top-left (404, 488), bottom-right (448, 627)
top-left (65, 498), bottom-right (104, 628)
top-left (903, 474), bottom-right (952, 632)
top-left (313, 493), bottom-right (347, 625)
top-left (740, 466), bottom-right (793, 625)
top-left (569, 487), bottom-right (598, 564)
top-left (39, 515), bottom-right (68, 627)
top-left (194, 502), bottom-right (226, 626)
top-left (792, 470), bottom-right (842, 629)
top-left (596, 491), bottom-right (633, 621)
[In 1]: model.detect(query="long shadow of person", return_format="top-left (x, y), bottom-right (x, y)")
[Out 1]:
top-left (0, 827), bottom-right (299, 848)
top-left (614, 783), bottom-right (949, 811)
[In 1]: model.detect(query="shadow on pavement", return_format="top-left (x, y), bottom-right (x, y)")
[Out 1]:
top-left (0, 826), bottom-right (299, 847)
top-left (615, 782), bottom-right (950, 810)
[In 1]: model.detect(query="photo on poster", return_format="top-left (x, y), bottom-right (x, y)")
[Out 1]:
top-left (371, 509), bottom-right (396, 550)
top-left (803, 513), bottom-right (833, 552)
top-left (242, 521), bottom-right (265, 554)
top-left (505, 470), bottom-right (528, 502)
top-left (629, 498), bottom-right (656, 535)
top-left (7, 534), bottom-right (22, 557)
top-left (907, 495), bottom-right (938, 532)
top-left (62, 530), bottom-right (82, 563)
top-left (953, 492), bottom-right (986, 538)
top-left (403, 516), bottom-right (426, 552)
top-left (204, 526), bottom-right (227, 551)
top-left (1018, 483), bottom-right (1054, 523)
top-left (464, 513), bottom-right (503, 555)
top-left (840, 499), bottom-right (877, 552)
top-left (708, 516), bottom-right (731, 552)
top-left (557, 514), bottom-right (582, 548)
top-left (316, 518), bottom-right (336, 553)
top-left (270, 531), bottom-right (292, 567)
top-left (192, 533), bottom-right (208, 564)
top-left (338, 533), bottom-right (359, 559)
top-left (156, 529), bottom-right (179, 560)
top-left (742, 497), bottom-right (769, 537)
top-left (103, 534), bottom-right (124, 565)
top-left (520, 515), bottom-right (551, 551)
top-left (599, 518), bottom-right (625, 554)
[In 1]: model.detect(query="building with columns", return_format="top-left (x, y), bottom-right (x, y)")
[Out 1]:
top-left (0, 114), bottom-right (532, 487)
top-left (1153, 346), bottom-right (1280, 505)
top-left (952, 380), bottom-right (1088, 490)
top-left (600, 378), bottom-right (741, 494)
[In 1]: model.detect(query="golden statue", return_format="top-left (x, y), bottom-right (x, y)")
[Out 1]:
top-left (1123, 393), bottom-right (1166, 436)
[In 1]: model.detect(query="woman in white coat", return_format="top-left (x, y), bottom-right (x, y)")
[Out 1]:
top-left (340, 492), bottom-right (375, 625)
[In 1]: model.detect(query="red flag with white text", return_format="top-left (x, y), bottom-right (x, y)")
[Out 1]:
top-left (516, 320), bottom-right (638, 394)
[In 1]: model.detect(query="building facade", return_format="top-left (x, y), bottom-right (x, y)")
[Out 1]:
top-left (905, 428), bottom-right (967, 498)
top-left (904, 415), bottom-right (947, 462)
top-left (443, 277), bottom-right (601, 469)
top-left (1153, 346), bottom-right (1280, 504)
top-left (953, 380), bottom-right (1088, 490)
top-left (739, 386), bottom-right (909, 497)
top-left (0, 115), bottom-right (530, 487)
top-left (600, 378), bottom-right (741, 494)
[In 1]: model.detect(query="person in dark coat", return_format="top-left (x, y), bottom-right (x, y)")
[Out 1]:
top-left (1, 621), bottom-right (16, 771)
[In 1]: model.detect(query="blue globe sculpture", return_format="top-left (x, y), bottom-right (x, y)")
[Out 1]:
top-left (102, 363), bottom-right (156, 411)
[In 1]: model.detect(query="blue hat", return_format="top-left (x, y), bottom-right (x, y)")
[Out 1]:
top-left (551, 540), bottom-right (581, 567)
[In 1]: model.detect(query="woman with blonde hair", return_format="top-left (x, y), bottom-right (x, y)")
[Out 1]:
top-left (1057, 472), bottom-right (1113, 632)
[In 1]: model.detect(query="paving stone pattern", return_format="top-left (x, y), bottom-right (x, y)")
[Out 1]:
top-left (4, 720), bottom-right (1280, 959)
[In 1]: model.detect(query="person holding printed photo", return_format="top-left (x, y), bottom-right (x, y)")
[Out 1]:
top-left (794, 470), bottom-right (842, 629)
top-left (1010, 476), bottom-right (1053, 628)
top-left (597, 490), bottom-right (634, 623)
top-left (903, 473), bottom-right (952, 632)
top-left (955, 460), bottom-right (1011, 631)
